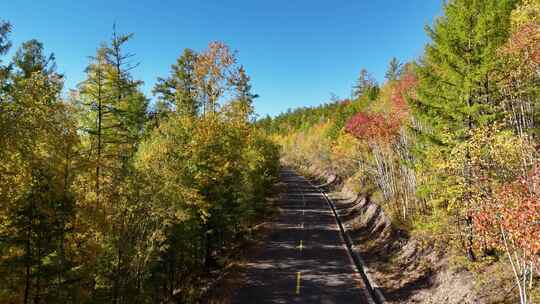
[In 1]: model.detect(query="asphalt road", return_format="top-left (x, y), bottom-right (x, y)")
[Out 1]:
top-left (232, 169), bottom-right (371, 303)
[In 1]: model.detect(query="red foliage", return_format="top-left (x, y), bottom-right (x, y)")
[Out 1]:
top-left (345, 73), bottom-right (417, 142)
top-left (345, 112), bottom-right (400, 141)
top-left (390, 72), bottom-right (416, 119)
top-left (473, 166), bottom-right (540, 262)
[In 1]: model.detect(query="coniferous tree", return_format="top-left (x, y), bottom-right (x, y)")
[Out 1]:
top-left (0, 37), bottom-right (79, 303)
top-left (352, 68), bottom-right (379, 100)
top-left (76, 28), bottom-right (149, 303)
top-left (153, 48), bottom-right (199, 117)
top-left (385, 57), bottom-right (402, 82)
top-left (414, 0), bottom-right (518, 140)
top-left (78, 30), bottom-right (147, 206)
top-left (105, 27), bottom-right (148, 154)
top-left (0, 21), bottom-right (10, 56)
top-left (0, 20), bottom-right (11, 144)
top-left (12, 40), bottom-right (57, 79)
top-left (0, 20), bottom-right (11, 90)
top-left (231, 65), bottom-right (258, 121)
top-left (78, 46), bottom-right (109, 208)
top-left (412, 0), bottom-right (519, 261)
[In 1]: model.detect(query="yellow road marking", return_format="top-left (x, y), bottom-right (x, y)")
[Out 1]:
top-left (295, 271), bottom-right (301, 295)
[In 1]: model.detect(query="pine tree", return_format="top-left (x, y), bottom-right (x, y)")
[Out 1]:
top-left (12, 39), bottom-right (57, 79)
top-left (230, 65), bottom-right (258, 122)
top-left (76, 28), bottom-right (148, 302)
top-left (105, 26), bottom-right (148, 154)
top-left (0, 20), bottom-right (11, 90)
top-left (414, 0), bottom-right (518, 140)
top-left (385, 57), bottom-right (402, 82)
top-left (412, 0), bottom-right (519, 261)
top-left (153, 48), bottom-right (199, 117)
top-left (352, 68), bottom-right (378, 100)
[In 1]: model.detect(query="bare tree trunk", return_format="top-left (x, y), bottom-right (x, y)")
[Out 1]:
top-left (501, 226), bottom-right (531, 304)
top-left (34, 242), bottom-right (41, 304)
top-left (96, 62), bottom-right (103, 211)
top-left (24, 221), bottom-right (31, 304)
top-left (464, 95), bottom-right (476, 262)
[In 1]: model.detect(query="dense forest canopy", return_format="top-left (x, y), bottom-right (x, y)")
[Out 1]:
top-left (0, 22), bottom-right (279, 303)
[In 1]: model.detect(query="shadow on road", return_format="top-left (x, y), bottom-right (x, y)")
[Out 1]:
top-left (209, 170), bottom-right (371, 304)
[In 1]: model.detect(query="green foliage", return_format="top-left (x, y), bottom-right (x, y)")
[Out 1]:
top-left (0, 20), bottom-right (11, 57)
top-left (1, 1), bottom-right (538, 302)
top-left (413, 0), bottom-right (518, 142)
top-left (385, 57), bottom-right (403, 82)
top-left (352, 68), bottom-right (379, 100)
top-left (12, 39), bottom-right (57, 79)
top-left (153, 48), bottom-right (199, 117)
top-left (262, 2), bottom-right (539, 300)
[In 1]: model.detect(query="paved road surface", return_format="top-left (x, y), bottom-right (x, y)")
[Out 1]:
top-left (232, 169), bottom-right (371, 303)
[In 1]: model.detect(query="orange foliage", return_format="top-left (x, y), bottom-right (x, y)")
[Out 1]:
top-left (501, 23), bottom-right (540, 64)
top-left (345, 112), bottom-right (400, 141)
top-left (345, 72), bottom-right (416, 142)
top-left (390, 72), bottom-right (416, 119)
top-left (474, 166), bottom-right (540, 263)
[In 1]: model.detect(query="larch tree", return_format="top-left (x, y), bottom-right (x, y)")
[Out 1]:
top-left (76, 28), bottom-right (149, 303)
top-left (77, 45), bottom-right (110, 210)
top-left (153, 48), bottom-right (200, 117)
top-left (385, 57), bottom-right (403, 82)
top-left (0, 20), bottom-right (11, 92)
top-left (412, 0), bottom-right (519, 261)
top-left (12, 39), bottom-right (57, 79)
top-left (229, 65), bottom-right (258, 122)
top-left (352, 68), bottom-right (379, 101)
top-left (77, 29), bottom-right (147, 210)
top-left (105, 27), bottom-right (148, 157)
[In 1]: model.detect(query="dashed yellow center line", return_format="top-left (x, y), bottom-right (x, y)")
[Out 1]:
top-left (295, 271), bottom-right (301, 295)
top-left (295, 186), bottom-right (306, 296)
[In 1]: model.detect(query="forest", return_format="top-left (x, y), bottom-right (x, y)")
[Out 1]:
top-left (0, 21), bottom-right (280, 303)
top-left (1, 0), bottom-right (539, 303)
top-left (259, 0), bottom-right (539, 302)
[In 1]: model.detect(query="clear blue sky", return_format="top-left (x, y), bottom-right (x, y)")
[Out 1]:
top-left (3, 0), bottom-right (442, 117)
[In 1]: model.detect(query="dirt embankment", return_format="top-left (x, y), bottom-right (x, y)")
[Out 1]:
top-left (301, 167), bottom-right (484, 304)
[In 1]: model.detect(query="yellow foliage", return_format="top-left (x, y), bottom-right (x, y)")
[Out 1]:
top-left (511, 0), bottom-right (540, 29)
